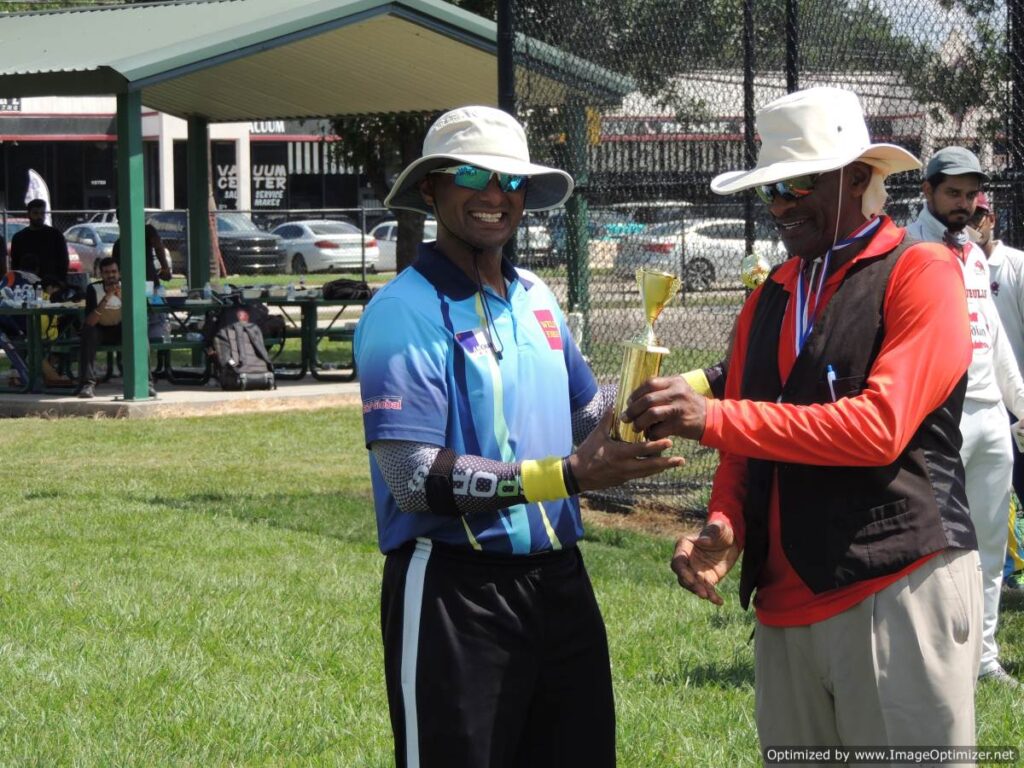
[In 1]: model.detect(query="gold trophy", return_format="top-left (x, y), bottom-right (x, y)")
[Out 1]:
top-left (610, 268), bottom-right (681, 442)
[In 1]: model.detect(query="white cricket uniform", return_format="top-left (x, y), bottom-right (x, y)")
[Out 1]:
top-left (908, 208), bottom-right (1024, 672)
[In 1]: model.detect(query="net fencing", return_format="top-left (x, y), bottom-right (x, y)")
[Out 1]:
top-left (511, 0), bottom-right (1019, 515)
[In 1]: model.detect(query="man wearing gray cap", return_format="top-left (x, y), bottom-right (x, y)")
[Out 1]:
top-left (621, 87), bottom-right (982, 752)
top-left (906, 147), bottom-right (1024, 687)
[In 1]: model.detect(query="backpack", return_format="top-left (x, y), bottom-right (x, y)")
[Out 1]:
top-left (211, 316), bottom-right (276, 391)
top-left (240, 300), bottom-right (287, 339)
top-left (322, 277), bottom-right (372, 300)
top-left (201, 301), bottom-right (285, 346)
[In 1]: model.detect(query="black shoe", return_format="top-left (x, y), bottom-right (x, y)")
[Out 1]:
top-left (78, 384), bottom-right (95, 399)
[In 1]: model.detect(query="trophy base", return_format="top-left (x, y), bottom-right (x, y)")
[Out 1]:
top-left (610, 343), bottom-right (669, 442)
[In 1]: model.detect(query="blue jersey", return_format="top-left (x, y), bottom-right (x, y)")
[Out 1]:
top-left (355, 243), bottom-right (598, 554)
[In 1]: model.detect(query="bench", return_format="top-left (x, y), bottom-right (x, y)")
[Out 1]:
top-left (44, 336), bottom-right (212, 385)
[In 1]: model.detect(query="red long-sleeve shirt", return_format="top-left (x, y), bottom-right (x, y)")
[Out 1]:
top-left (703, 217), bottom-right (971, 626)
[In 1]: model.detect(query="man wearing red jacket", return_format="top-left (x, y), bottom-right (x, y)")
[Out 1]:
top-left (623, 87), bottom-right (983, 753)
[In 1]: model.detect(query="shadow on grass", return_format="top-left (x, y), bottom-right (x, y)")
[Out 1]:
top-left (1000, 587), bottom-right (1024, 612)
top-left (651, 656), bottom-right (755, 689)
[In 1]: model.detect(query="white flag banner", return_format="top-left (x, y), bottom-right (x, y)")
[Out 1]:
top-left (24, 168), bottom-right (51, 226)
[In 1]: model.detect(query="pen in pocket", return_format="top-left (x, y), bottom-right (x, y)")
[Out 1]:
top-left (826, 364), bottom-right (838, 402)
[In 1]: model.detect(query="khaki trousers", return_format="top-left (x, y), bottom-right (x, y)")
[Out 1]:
top-left (755, 549), bottom-right (982, 766)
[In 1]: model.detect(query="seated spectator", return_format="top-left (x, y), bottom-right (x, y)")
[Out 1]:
top-left (10, 199), bottom-right (69, 291)
top-left (77, 257), bottom-right (155, 399)
top-left (111, 224), bottom-right (172, 286)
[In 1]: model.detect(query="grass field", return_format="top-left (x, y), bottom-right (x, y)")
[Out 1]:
top-left (0, 407), bottom-right (1021, 766)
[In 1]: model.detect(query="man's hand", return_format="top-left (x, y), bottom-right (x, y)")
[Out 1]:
top-left (620, 375), bottom-right (707, 441)
top-left (567, 409), bottom-right (685, 492)
top-left (670, 522), bottom-right (739, 606)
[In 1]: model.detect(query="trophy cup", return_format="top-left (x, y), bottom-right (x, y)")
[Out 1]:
top-left (610, 268), bottom-right (681, 442)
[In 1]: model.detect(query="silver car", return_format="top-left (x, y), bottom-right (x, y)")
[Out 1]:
top-left (271, 219), bottom-right (380, 274)
top-left (64, 223), bottom-right (120, 275)
top-left (618, 218), bottom-right (788, 290)
top-left (370, 218), bottom-right (438, 272)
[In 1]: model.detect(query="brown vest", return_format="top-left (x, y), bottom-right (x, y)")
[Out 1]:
top-left (737, 238), bottom-right (975, 609)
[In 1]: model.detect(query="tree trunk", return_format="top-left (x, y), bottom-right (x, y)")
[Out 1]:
top-left (395, 130), bottom-right (427, 273)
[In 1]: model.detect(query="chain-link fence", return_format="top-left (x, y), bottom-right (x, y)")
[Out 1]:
top-left (511, 0), bottom-right (1021, 515)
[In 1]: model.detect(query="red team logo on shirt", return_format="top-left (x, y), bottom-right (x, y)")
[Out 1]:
top-left (533, 309), bottom-right (563, 350)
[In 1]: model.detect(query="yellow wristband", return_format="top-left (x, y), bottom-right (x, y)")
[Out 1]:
top-left (682, 369), bottom-right (713, 398)
top-left (520, 456), bottom-right (569, 502)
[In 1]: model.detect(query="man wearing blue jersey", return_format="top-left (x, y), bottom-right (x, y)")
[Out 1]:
top-left (355, 106), bottom-right (682, 768)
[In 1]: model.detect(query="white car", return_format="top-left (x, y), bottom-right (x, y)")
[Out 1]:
top-left (516, 213), bottom-right (552, 259)
top-left (271, 219), bottom-right (379, 274)
top-left (86, 208), bottom-right (160, 224)
top-left (618, 218), bottom-right (788, 290)
top-left (64, 223), bottom-right (120, 275)
top-left (370, 218), bottom-right (438, 272)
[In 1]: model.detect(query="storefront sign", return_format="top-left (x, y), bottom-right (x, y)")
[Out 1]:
top-left (215, 163), bottom-right (238, 207)
top-left (253, 164), bottom-right (287, 208)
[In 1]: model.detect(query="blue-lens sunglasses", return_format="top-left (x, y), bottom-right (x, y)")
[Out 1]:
top-left (434, 164), bottom-right (528, 193)
top-left (755, 174), bottom-right (818, 204)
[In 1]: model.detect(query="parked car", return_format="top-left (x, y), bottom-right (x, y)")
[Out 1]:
top-left (617, 218), bottom-right (788, 290)
top-left (370, 218), bottom-right (438, 272)
top-left (548, 208), bottom-right (646, 257)
top-left (3, 217), bottom-right (27, 263)
top-left (515, 212), bottom-right (552, 258)
top-left (271, 219), bottom-right (379, 274)
top-left (64, 223), bottom-right (120, 275)
top-left (66, 244), bottom-right (84, 273)
top-left (147, 210), bottom-right (287, 275)
top-left (86, 208), bottom-right (159, 224)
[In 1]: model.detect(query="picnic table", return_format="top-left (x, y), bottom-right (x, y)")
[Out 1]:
top-left (0, 292), bottom-right (369, 393)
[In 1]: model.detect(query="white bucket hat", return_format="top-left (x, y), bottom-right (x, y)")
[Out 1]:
top-left (384, 106), bottom-right (574, 215)
top-left (711, 87), bottom-right (921, 195)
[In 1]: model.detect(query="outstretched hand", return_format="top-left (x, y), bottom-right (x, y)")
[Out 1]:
top-left (669, 522), bottom-right (739, 606)
top-left (567, 409), bottom-right (685, 492)
top-left (621, 375), bottom-right (707, 441)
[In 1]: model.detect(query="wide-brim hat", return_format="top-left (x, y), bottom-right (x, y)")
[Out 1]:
top-left (385, 106), bottom-right (574, 215)
top-left (711, 87), bottom-right (921, 195)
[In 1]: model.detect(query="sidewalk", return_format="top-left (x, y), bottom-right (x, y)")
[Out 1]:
top-left (0, 378), bottom-right (362, 419)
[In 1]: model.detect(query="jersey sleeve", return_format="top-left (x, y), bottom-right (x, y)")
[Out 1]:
top-left (355, 296), bottom-right (450, 447)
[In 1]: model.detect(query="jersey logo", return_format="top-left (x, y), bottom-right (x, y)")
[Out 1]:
top-left (363, 396), bottom-right (402, 413)
top-left (992, 280), bottom-right (1000, 297)
top-left (455, 328), bottom-right (493, 357)
top-left (533, 309), bottom-right (563, 350)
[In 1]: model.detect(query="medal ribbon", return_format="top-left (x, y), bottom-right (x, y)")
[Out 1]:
top-left (793, 216), bottom-right (882, 355)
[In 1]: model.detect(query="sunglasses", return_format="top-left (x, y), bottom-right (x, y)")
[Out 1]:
top-left (755, 174), bottom-right (818, 204)
top-left (433, 164), bottom-right (528, 193)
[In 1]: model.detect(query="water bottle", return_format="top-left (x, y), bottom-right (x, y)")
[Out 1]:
top-left (202, 282), bottom-right (212, 300)
top-left (286, 282), bottom-right (295, 301)
top-left (34, 285), bottom-right (44, 305)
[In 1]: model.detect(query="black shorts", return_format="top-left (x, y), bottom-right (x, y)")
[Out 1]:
top-left (381, 539), bottom-right (616, 768)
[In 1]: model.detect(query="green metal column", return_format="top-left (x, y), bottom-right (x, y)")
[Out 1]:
top-left (564, 105), bottom-right (591, 350)
top-left (116, 90), bottom-right (150, 400)
top-left (187, 116), bottom-right (211, 289)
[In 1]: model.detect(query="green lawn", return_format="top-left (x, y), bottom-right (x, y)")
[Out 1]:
top-left (0, 408), bottom-right (1020, 766)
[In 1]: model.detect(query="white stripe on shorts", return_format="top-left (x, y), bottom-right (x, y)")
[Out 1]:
top-left (401, 538), bottom-right (432, 768)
